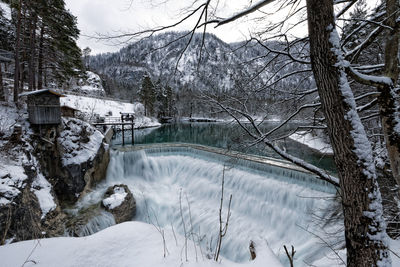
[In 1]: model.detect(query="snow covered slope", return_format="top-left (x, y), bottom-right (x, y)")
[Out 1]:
top-left (60, 94), bottom-right (160, 128)
top-left (0, 221), bottom-right (282, 267)
top-left (289, 131), bottom-right (333, 155)
top-left (60, 94), bottom-right (138, 118)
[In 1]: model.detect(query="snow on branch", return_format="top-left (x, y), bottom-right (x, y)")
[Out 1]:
top-left (357, 99), bottom-right (378, 112)
top-left (335, 0), bottom-right (357, 18)
top-left (346, 66), bottom-right (393, 87)
top-left (341, 10), bottom-right (386, 48)
top-left (353, 64), bottom-right (385, 73)
top-left (345, 26), bottom-right (384, 63)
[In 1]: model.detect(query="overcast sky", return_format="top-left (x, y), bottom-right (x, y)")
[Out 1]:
top-left (64, 0), bottom-right (262, 55)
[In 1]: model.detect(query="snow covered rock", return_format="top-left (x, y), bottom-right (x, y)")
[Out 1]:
top-left (52, 118), bottom-right (110, 202)
top-left (65, 206), bottom-right (115, 237)
top-left (0, 104), bottom-right (66, 243)
top-left (72, 71), bottom-right (106, 96)
top-left (102, 184), bottom-right (136, 223)
top-left (0, 163), bottom-right (65, 243)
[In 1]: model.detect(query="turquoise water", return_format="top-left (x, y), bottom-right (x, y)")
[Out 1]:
top-left (112, 122), bottom-right (336, 173)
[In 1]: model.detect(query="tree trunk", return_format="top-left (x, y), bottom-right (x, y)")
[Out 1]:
top-left (44, 63), bottom-right (47, 87)
top-left (20, 4), bottom-right (29, 94)
top-left (379, 0), bottom-right (400, 186)
top-left (37, 23), bottom-right (44, 89)
top-left (0, 63), bottom-right (4, 102)
top-left (28, 13), bottom-right (37, 91)
top-left (13, 0), bottom-right (22, 103)
top-left (306, 0), bottom-right (391, 266)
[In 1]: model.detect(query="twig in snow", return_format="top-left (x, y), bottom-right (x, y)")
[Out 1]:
top-left (214, 165), bottom-right (232, 262)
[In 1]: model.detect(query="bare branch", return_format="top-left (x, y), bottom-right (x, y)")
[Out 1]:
top-left (215, 0), bottom-right (276, 28)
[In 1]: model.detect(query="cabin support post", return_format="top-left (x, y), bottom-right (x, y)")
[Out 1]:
top-left (121, 114), bottom-right (125, 146)
top-left (122, 125), bottom-right (125, 146)
top-left (131, 124), bottom-right (134, 145)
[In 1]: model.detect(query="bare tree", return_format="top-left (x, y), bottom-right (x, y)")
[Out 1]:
top-left (100, 0), bottom-right (399, 265)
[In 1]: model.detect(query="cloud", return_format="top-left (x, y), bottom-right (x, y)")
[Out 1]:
top-left (64, 0), bottom-right (266, 55)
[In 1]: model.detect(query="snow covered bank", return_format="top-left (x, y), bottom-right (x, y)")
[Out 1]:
top-left (0, 221), bottom-right (282, 267)
top-left (60, 94), bottom-right (140, 118)
top-left (289, 131), bottom-right (333, 155)
top-left (31, 173), bottom-right (56, 219)
top-left (60, 94), bottom-right (160, 129)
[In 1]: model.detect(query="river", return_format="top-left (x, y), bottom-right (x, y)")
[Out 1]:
top-left (113, 122), bottom-right (336, 173)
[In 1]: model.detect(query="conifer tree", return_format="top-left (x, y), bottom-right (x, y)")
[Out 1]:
top-left (165, 85), bottom-right (174, 117)
top-left (0, 0), bottom-right (83, 100)
top-left (83, 47), bottom-right (91, 70)
top-left (0, 5), bottom-right (13, 101)
top-left (140, 75), bottom-right (156, 116)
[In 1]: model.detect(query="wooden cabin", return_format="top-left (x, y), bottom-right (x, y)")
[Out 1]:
top-left (61, 105), bottom-right (78, 118)
top-left (19, 89), bottom-right (65, 125)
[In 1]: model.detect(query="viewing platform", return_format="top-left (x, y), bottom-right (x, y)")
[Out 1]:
top-left (91, 113), bottom-right (135, 145)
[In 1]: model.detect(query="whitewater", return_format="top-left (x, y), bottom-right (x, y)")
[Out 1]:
top-left (73, 144), bottom-right (338, 266)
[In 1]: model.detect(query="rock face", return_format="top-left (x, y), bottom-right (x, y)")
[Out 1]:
top-left (37, 119), bottom-right (110, 203)
top-left (1, 105), bottom-right (111, 243)
top-left (102, 184), bottom-right (136, 224)
top-left (0, 162), bottom-right (65, 244)
top-left (65, 204), bottom-right (115, 237)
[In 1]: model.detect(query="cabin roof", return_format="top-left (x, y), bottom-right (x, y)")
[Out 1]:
top-left (19, 89), bottom-right (66, 97)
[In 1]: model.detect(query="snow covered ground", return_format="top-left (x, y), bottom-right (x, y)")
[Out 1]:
top-left (289, 131), bottom-right (333, 155)
top-left (1, 211), bottom-right (399, 267)
top-left (60, 94), bottom-right (141, 118)
top-left (60, 94), bottom-right (160, 129)
top-left (0, 221), bottom-right (282, 267)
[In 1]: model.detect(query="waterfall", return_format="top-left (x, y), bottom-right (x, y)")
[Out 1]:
top-left (65, 210), bottom-right (116, 237)
top-left (76, 146), bottom-right (339, 266)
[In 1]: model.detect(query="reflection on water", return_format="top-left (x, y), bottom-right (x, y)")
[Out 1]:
top-left (112, 122), bottom-right (336, 173)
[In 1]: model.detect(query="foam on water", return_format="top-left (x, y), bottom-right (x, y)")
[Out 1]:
top-left (76, 146), bottom-right (338, 265)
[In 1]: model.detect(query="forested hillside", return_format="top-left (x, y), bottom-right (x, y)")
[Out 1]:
top-left (89, 32), bottom-right (314, 118)
top-left (0, 0), bottom-right (83, 102)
